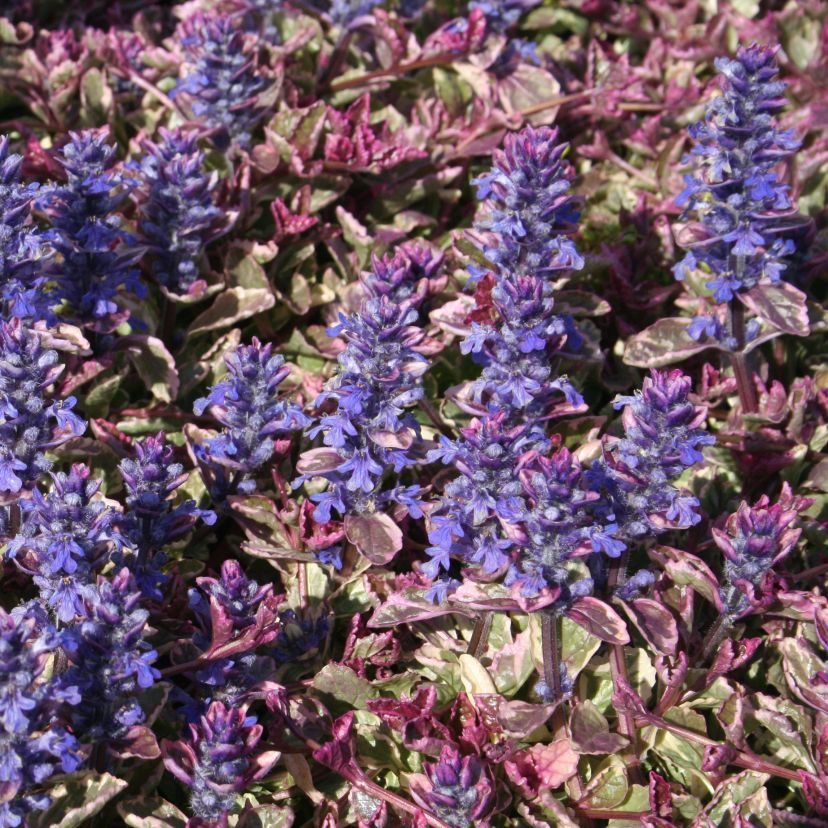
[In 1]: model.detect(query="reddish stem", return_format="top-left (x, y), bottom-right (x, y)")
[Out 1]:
top-left (607, 553), bottom-right (645, 785)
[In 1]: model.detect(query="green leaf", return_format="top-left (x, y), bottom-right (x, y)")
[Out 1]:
top-left (29, 772), bottom-right (128, 828)
top-left (236, 805), bottom-right (295, 828)
top-left (80, 67), bottom-right (113, 125)
top-left (458, 654), bottom-right (498, 696)
top-left (193, 287), bottom-right (275, 335)
top-left (623, 318), bottom-right (717, 368)
top-left (560, 616), bottom-right (602, 681)
top-left (570, 700), bottom-right (629, 755)
top-left (579, 755), bottom-right (629, 809)
top-left (116, 797), bottom-right (188, 828)
top-left (779, 637), bottom-right (828, 713)
top-left (116, 335), bottom-right (179, 403)
top-left (313, 663), bottom-right (377, 711)
top-left (702, 770), bottom-right (771, 826)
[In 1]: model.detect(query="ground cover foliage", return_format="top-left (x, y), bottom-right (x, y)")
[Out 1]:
top-left (0, 0), bottom-right (827, 826)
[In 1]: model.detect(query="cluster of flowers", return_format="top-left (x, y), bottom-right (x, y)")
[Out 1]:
top-left (674, 43), bottom-right (804, 343)
top-left (294, 242), bottom-right (440, 567)
top-left (0, 125), bottom-right (225, 331)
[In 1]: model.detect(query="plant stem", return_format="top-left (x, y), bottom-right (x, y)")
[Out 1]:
top-left (728, 298), bottom-right (758, 414)
top-left (467, 611), bottom-right (493, 658)
top-left (606, 551), bottom-right (645, 785)
top-left (541, 610), bottom-right (562, 700)
top-left (632, 710), bottom-right (802, 782)
top-left (700, 612), bottom-right (734, 661)
top-left (329, 52), bottom-right (457, 92)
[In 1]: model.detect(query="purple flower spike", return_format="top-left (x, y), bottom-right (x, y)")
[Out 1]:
top-left (0, 135), bottom-right (54, 321)
top-left (194, 338), bottom-right (309, 498)
top-left (162, 701), bottom-right (279, 823)
top-left (473, 125), bottom-right (583, 280)
top-left (118, 433), bottom-right (215, 599)
top-left (188, 559), bottom-right (279, 703)
top-left (297, 296), bottom-right (428, 523)
top-left (62, 568), bottom-right (160, 740)
top-left (0, 319), bottom-right (85, 500)
top-left (173, 14), bottom-right (267, 149)
top-left (592, 368), bottom-right (714, 543)
top-left (410, 745), bottom-right (495, 828)
top-left (361, 240), bottom-right (446, 309)
top-left (0, 605), bottom-right (82, 827)
top-left (41, 128), bottom-right (145, 331)
top-left (138, 128), bottom-right (223, 294)
top-left (713, 482), bottom-right (811, 616)
top-left (8, 464), bottom-right (120, 624)
top-left (674, 43), bottom-right (802, 304)
top-left (505, 447), bottom-right (611, 600)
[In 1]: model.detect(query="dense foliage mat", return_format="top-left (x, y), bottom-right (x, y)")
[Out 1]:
top-left (0, 1), bottom-right (827, 826)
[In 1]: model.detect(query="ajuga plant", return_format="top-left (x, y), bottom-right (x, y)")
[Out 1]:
top-left (194, 338), bottom-right (309, 501)
top-left (425, 126), bottom-right (587, 610)
top-left (296, 293), bottom-right (428, 566)
top-left (672, 43), bottom-right (804, 412)
top-left (41, 128), bottom-right (144, 332)
top-left (702, 483), bottom-right (811, 656)
top-left (118, 433), bottom-right (216, 600)
top-left (7, 464), bottom-right (123, 624)
top-left (0, 136), bottom-right (53, 321)
top-left (162, 701), bottom-right (279, 825)
top-left (0, 320), bottom-right (85, 505)
top-left (186, 559), bottom-right (279, 704)
top-left (137, 129), bottom-right (223, 296)
top-left (173, 13), bottom-right (267, 150)
top-left (60, 568), bottom-right (160, 743)
top-left (0, 1), bottom-right (826, 823)
top-left (0, 605), bottom-right (82, 827)
top-left (463, 125), bottom-right (584, 420)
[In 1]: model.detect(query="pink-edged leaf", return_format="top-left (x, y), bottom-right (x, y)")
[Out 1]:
top-left (623, 318), bottom-right (720, 368)
top-left (206, 594), bottom-right (236, 651)
top-left (619, 598), bottom-right (679, 656)
top-left (27, 772), bottom-right (129, 828)
top-left (116, 796), bottom-right (188, 828)
top-left (296, 447), bottom-right (344, 475)
top-left (566, 597), bottom-right (630, 644)
top-left (474, 696), bottom-right (557, 739)
top-left (741, 282), bottom-right (810, 337)
top-left (570, 701), bottom-right (629, 755)
top-left (650, 545), bottom-right (724, 611)
top-left (779, 637), bottom-right (828, 714)
top-left (429, 295), bottom-right (475, 337)
top-left (237, 805), bottom-right (295, 828)
top-left (118, 725), bottom-right (161, 760)
top-left (312, 711), bottom-right (359, 774)
top-left (188, 286), bottom-right (276, 337)
top-left (344, 512), bottom-right (403, 564)
top-left (368, 590), bottom-right (463, 627)
top-left (368, 429), bottom-right (414, 450)
top-left (504, 740), bottom-right (579, 798)
top-left (449, 579), bottom-right (559, 613)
